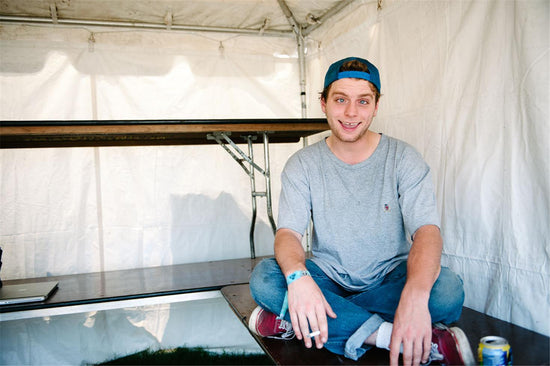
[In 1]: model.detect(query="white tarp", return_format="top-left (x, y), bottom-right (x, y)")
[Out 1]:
top-left (307, 0), bottom-right (549, 335)
top-left (1, 0), bottom-right (548, 364)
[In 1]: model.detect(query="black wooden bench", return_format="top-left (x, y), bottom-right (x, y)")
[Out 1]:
top-left (221, 283), bottom-right (550, 365)
top-left (0, 256), bottom-right (264, 316)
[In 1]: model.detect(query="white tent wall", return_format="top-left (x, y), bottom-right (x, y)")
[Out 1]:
top-left (0, 25), bottom-right (302, 277)
top-left (0, 25), bottom-right (301, 363)
top-left (305, 0), bottom-right (549, 336)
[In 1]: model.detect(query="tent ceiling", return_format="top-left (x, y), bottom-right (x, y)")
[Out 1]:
top-left (0, 0), bottom-right (355, 37)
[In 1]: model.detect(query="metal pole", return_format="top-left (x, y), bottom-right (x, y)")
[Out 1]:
top-left (277, 0), bottom-right (312, 251)
top-left (263, 132), bottom-right (277, 234)
top-left (297, 33), bottom-right (312, 252)
top-left (0, 15), bottom-right (292, 38)
top-left (247, 136), bottom-right (257, 259)
top-left (277, 0), bottom-right (307, 118)
top-left (297, 32), bottom-right (307, 119)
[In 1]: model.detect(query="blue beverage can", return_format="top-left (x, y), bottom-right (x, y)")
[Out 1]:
top-left (478, 336), bottom-right (512, 365)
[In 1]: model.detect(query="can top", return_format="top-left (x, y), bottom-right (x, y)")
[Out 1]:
top-left (480, 336), bottom-right (509, 347)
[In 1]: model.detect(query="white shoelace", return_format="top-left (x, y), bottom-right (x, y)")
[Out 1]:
top-left (267, 319), bottom-right (295, 340)
top-left (421, 343), bottom-right (445, 365)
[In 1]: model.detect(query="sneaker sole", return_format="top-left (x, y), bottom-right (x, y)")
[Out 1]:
top-left (248, 306), bottom-right (295, 340)
top-left (248, 306), bottom-right (263, 336)
top-left (449, 326), bottom-right (476, 366)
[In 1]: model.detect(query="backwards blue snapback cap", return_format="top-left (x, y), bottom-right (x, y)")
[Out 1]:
top-left (323, 57), bottom-right (381, 92)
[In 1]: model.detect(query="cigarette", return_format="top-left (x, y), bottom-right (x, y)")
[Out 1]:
top-left (307, 330), bottom-right (321, 338)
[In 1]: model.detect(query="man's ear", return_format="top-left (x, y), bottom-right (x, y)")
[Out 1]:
top-left (320, 97), bottom-right (327, 114)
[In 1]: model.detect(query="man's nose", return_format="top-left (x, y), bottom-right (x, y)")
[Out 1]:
top-left (345, 102), bottom-right (358, 116)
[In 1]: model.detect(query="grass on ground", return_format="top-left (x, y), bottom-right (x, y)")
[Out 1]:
top-left (100, 346), bottom-right (273, 365)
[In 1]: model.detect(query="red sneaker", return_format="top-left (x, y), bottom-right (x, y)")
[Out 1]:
top-left (428, 323), bottom-right (475, 365)
top-left (248, 306), bottom-right (294, 339)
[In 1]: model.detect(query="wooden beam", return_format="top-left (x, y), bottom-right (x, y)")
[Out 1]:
top-left (0, 119), bottom-right (328, 148)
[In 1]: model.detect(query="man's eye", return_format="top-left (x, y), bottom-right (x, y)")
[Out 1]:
top-left (359, 99), bottom-right (369, 105)
top-left (336, 98), bottom-right (345, 103)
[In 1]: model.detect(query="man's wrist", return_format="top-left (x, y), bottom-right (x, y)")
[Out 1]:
top-left (286, 269), bottom-right (311, 285)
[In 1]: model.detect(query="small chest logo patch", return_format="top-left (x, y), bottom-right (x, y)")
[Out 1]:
top-left (384, 204), bottom-right (391, 212)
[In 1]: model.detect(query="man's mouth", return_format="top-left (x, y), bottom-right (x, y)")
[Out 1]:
top-left (340, 121), bottom-right (361, 129)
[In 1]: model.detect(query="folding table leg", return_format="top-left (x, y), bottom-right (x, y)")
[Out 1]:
top-left (207, 131), bottom-right (276, 259)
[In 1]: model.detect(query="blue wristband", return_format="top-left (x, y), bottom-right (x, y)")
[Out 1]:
top-left (286, 269), bottom-right (311, 286)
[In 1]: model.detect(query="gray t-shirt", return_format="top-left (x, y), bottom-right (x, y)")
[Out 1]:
top-left (277, 134), bottom-right (440, 291)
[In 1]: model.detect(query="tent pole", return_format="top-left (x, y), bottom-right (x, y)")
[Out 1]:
top-left (276, 0), bottom-right (307, 118)
top-left (296, 31), bottom-right (313, 252)
top-left (0, 15), bottom-right (292, 38)
top-left (297, 33), bottom-right (307, 119)
top-left (277, 0), bottom-right (312, 251)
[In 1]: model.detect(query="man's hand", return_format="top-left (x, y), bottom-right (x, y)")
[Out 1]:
top-left (274, 228), bottom-right (337, 349)
top-left (389, 225), bottom-right (442, 366)
top-left (287, 275), bottom-right (337, 349)
top-left (389, 287), bottom-right (433, 366)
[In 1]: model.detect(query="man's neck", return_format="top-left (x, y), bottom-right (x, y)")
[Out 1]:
top-left (326, 131), bottom-right (381, 165)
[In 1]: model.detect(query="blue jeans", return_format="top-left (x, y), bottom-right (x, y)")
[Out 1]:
top-left (249, 258), bottom-right (465, 360)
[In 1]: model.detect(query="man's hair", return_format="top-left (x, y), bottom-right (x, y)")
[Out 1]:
top-left (320, 60), bottom-right (381, 103)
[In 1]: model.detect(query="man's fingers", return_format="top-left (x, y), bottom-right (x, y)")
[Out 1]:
top-left (289, 311), bottom-right (303, 340)
top-left (389, 337), bottom-right (401, 366)
top-left (318, 318), bottom-right (329, 344)
top-left (413, 340), bottom-right (423, 366)
top-left (291, 308), bottom-right (327, 349)
top-left (311, 304), bottom-right (329, 345)
top-left (401, 339), bottom-right (413, 366)
top-left (286, 279), bottom-right (333, 350)
top-left (324, 298), bottom-right (337, 319)
top-left (422, 334), bottom-right (432, 364)
top-left (310, 306), bottom-right (328, 348)
top-left (306, 328), bottom-right (323, 349)
top-left (390, 331), bottom-right (432, 366)
top-left (298, 313), bottom-right (313, 348)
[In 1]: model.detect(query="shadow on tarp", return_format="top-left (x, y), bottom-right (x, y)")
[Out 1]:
top-left (170, 192), bottom-right (274, 264)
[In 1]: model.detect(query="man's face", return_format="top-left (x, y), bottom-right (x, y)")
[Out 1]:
top-left (321, 78), bottom-right (379, 144)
